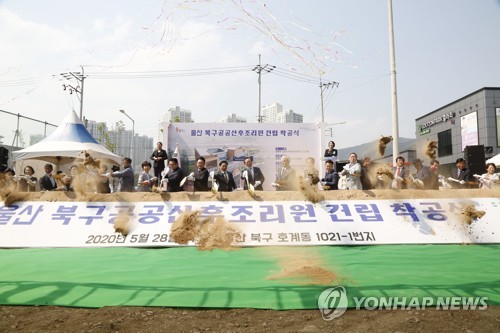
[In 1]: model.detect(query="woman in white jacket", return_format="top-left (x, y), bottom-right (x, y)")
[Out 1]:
top-left (474, 163), bottom-right (499, 189)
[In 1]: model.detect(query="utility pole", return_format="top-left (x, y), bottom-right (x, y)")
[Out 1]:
top-left (252, 54), bottom-right (275, 123)
top-left (319, 76), bottom-right (339, 123)
top-left (388, 0), bottom-right (400, 163)
top-left (60, 65), bottom-right (86, 121)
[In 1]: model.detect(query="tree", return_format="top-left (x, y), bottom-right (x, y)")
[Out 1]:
top-left (96, 122), bottom-right (122, 153)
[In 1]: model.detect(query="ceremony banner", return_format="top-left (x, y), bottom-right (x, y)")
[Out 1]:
top-left (161, 122), bottom-right (322, 190)
top-left (0, 198), bottom-right (498, 247)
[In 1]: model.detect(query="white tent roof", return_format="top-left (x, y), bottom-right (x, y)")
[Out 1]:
top-left (486, 153), bottom-right (500, 167)
top-left (12, 111), bottom-right (122, 166)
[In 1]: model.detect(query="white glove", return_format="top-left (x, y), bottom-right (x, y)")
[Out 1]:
top-left (459, 180), bottom-right (465, 185)
top-left (242, 170), bottom-right (248, 179)
top-left (447, 177), bottom-right (458, 183)
top-left (254, 181), bottom-right (261, 187)
top-left (209, 171), bottom-right (215, 179)
top-left (112, 171), bottom-right (120, 176)
top-left (473, 174), bottom-right (481, 178)
top-left (189, 172), bottom-right (194, 177)
top-left (187, 175), bottom-right (195, 181)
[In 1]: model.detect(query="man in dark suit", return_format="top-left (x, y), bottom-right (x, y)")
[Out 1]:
top-left (454, 157), bottom-right (473, 188)
top-left (192, 157), bottom-right (209, 191)
top-left (321, 159), bottom-right (339, 190)
top-left (392, 156), bottom-right (410, 189)
top-left (150, 142), bottom-right (168, 186)
top-left (165, 158), bottom-right (184, 192)
top-left (39, 163), bottom-right (57, 191)
top-left (214, 160), bottom-right (237, 192)
top-left (241, 157), bottom-right (265, 190)
top-left (110, 157), bottom-right (135, 192)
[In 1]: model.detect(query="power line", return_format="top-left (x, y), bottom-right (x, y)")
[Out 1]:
top-left (87, 66), bottom-right (253, 79)
top-left (252, 55), bottom-right (275, 123)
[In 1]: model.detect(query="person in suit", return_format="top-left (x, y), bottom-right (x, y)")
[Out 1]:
top-left (16, 165), bottom-right (38, 192)
top-left (191, 157), bottom-right (209, 191)
top-left (39, 163), bottom-right (57, 191)
top-left (96, 165), bottom-right (111, 193)
top-left (324, 141), bottom-right (338, 161)
top-left (214, 160), bottom-right (237, 192)
top-left (453, 157), bottom-right (473, 189)
top-left (165, 158), bottom-right (185, 192)
top-left (392, 156), bottom-right (410, 189)
top-left (302, 157), bottom-right (320, 185)
top-left (475, 162), bottom-right (500, 189)
top-left (241, 157), bottom-right (265, 190)
top-left (137, 161), bottom-right (156, 192)
top-left (1, 168), bottom-right (17, 192)
top-left (412, 158), bottom-right (430, 189)
top-left (427, 159), bottom-right (440, 190)
top-left (150, 142), bottom-right (168, 186)
top-left (360, 157), bottom-right (376, 190)
top-left (340, 152), bottom-right (363, 190)
top-left (321, 159), bottom-right (339, 190)
top-left (54, 175), bottom-right (73, 191)
top-left (275, 155), bottom-right (297, 191)
top-left (110, 157), bottom-right (135, 192)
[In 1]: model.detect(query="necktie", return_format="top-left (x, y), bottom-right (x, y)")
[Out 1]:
top-left (224, 173), bottom-right (228, 182)
top-left (250, 168), bottom-right (254, 179)
top-left (49, 175), bottom-right (56, 187)
top-left (458, 170), bottom-right (462, 178)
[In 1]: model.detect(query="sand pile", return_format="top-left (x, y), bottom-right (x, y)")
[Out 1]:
top-left (266, 247), bottom-right (340, 285)
top-left (113, 213), bottom-right (132, 236)
top-left (378, 135), bottom-right (393, 156)
top-left (460, 204), bottom-right (486, 225)
top-left (298, 177), bottom-right (324, 203)
top-left (170, 211), bottom-right (240, 251)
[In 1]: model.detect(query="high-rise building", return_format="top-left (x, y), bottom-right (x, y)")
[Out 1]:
top-left (261, 103), bottom-right (284, 123)
top-left (261, 102), bottom-right (303, 123)
top-left (277, 109), bottom-right (303, 123)
top-left (85, 119), bottom-right (108, 144)
top-left (161, 106), bottom-right (193, 123)
top-left (84, 119), bottom-right (154, 171)
top-left (220, 113), bottom-right (247, 123)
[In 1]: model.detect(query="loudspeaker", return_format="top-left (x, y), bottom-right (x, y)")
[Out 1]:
top-left (464, 145), bottom-right (484, 155)
top-left (464, 145), bottom-right (485, 175)
top-left (0, 146), bottom-right (8, 165)
top-left (335, 161), bottom-right (349, 173)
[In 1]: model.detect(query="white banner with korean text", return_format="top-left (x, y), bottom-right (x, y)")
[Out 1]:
top-left (162, 122), bottom-right (322, 190)
top-left (0, 198), bottom-right (499, 247)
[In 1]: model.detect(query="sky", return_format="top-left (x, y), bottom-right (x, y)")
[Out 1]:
top-left (1, 0), bottom-right (500, 150)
